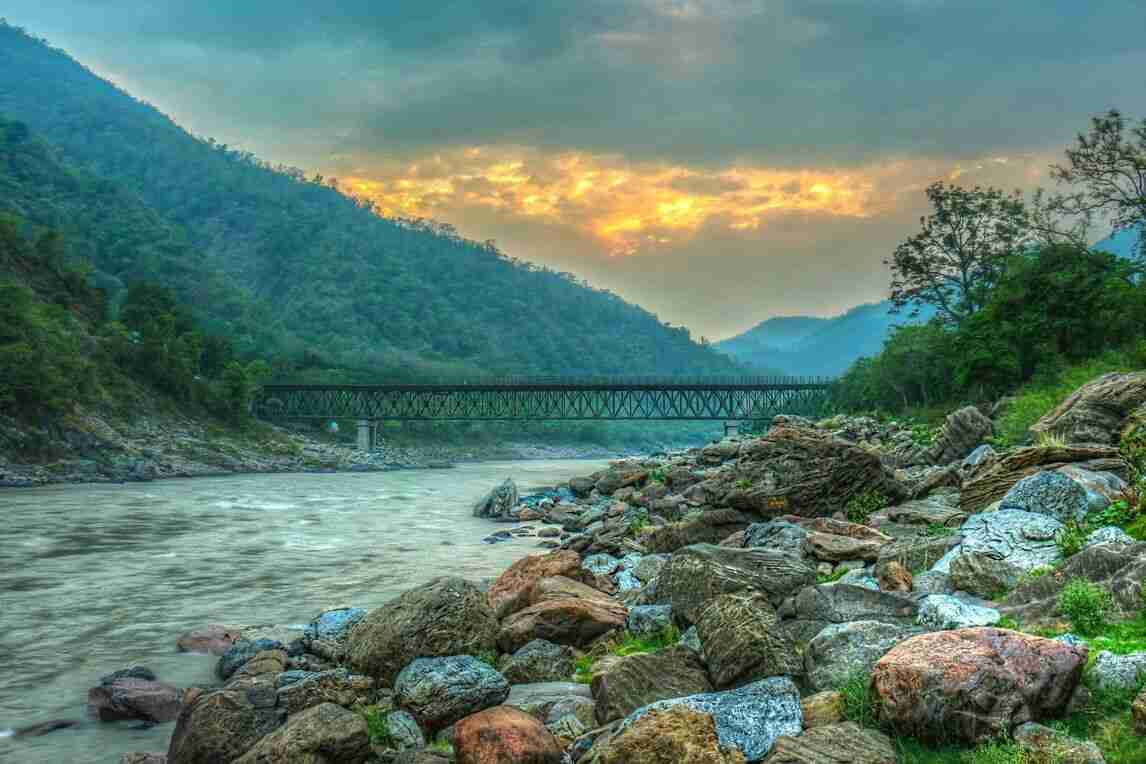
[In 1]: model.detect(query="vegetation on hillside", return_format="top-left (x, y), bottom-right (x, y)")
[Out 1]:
top-left (0, 21), bottom-right (740, 381)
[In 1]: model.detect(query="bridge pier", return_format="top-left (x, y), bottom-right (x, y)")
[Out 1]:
top-left (723, 420), bottom-right (742, 437)
top-left (356, 420), bottom-right (374, 451)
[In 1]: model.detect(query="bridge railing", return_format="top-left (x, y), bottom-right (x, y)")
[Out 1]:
top-left (262, 375), bottom-right (837, 390)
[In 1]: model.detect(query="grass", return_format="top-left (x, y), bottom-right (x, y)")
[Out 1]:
top-left (924, 523), bottom-right (959, 537)
top-left (358, 705), bottom-right (393, 748)
top-left (572, 654), bottom-right (594, 684)
top-left (817, 568), bottom-right (849, 585)
top-left (612, 625), bottom-right (681, 657)
top-left (1085, 611), bottom-right (1146, 655)
top-left (1055, 521), bottom-right (1089, 559)
top-left (647, 467), bottom-right (668, 484)
top-left (845, 489), bottom-right (888, 524)
top-left (427, 738), bottom-right (454, 754)
top-left (734, 478), bottom-right (754, 490)
top-left (475, 650), bottom-right (499, 668)
top-left (838, 672), bottom-right (880, 729)
top-left (1059, 579), bottom-right (1113, 635)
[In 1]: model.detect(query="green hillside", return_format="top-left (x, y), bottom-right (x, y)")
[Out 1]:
top-left (0, 21), bottom-right (739, 380)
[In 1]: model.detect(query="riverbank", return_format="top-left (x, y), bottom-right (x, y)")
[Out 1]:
top-left (0, 403), bottom-right (641, 487)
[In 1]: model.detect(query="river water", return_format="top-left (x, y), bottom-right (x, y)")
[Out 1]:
top-left (0, 459), bottom-right (609, 763)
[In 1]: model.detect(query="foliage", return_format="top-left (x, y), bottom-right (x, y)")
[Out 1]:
top-left (1058, 579), bottom-right (1113, 635)
top-left (924, 523), bottom-right (958, 538)
top-left (1083, 612), bottom-right (1146, 657)
top-left (995, 615), bottom-right (1020, 630)
top-left (357, 705), bottom-right (393, 748)
top-left (837, 672), bottom-right (879, 730)
top-left (817, 568), bottom-right (849, 585)
top-left (647, 467), bottom-right (668, 484)
top-left (626, 510), bottom-right (650, 536)
top-left (572, 654), bottom-right (595, 684)
top-left (1055, 522), bottom-right (1089, 560)
top-left (845, 490), bottom-right (887, 524)
top-left (612, 625), bottom-right (681, 657)
top-left (886, 182), bottom-right (1031, 325)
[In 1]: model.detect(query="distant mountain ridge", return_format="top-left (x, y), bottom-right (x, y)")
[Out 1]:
top-left (716, 301), bottom-right (934, 377)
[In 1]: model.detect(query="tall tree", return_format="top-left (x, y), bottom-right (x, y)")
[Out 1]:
top-left (886, 182), bottom-right (1030, 324)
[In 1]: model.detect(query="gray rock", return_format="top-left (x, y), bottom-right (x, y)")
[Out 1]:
top-left (632, 554), bottom-right (669, 583)
top-left (886, 494), bottom-right (966, 528)
top-left (1059, 465), bottom-right (1129, 513)
top-left (913, 570), bottom-right (954, 595)
top-left (917, 595), bottom-right (1000, 630)
top-left (743, 520), bottom-right (809, 557)
top-left (504, 681), bottom-right (593, 720)
top-left (960, 444), bottom-right (997, 480)
top-left (1013, 722), bottom-right (1105, 764)
top-left (950, 551), bottom-right (1025, 598)
top-left (879, 534), bottom-right (961, 574)
top-left (386, 710), bottom-right (425, 751)
top-left (805, 621), bottom-right (925, 692)
top-left (473, 478), bottom-right (519, 519)
top-left (304, 607), bottom-right (367, 644)
top-left (1086, 526), bottom-right (1135, 548)
top-left (582, 553), bottom-right (622, 577)
top-left (217, 638), bottom-right (284, 680)
top-left (951, 509), bottom-right (1064, 580)
top-left (836, 570), bottom-right (880, 591)
top-left (497, 639), bottom-right (575, 685)
top-left (619, 676), bottom-right (803, 761)
top-left (592, 645), bottom-right (713, 723)
top-left (1000, 471), bottom-right (1091, 524)
top-left (786, 584), bottom-right (918, 625)
top-left (1090, 650), bottom-right (1146, 692)
top-left (614, 569), bottom-right (641, 591)
top-left (678, 625), bottom-right (704, 656)
top-left (696, 593), bottom-right (801, 688)
top-left (626, 605), bottom-right (673, 636)
top-left (394, 655), bottom-right (509, 731)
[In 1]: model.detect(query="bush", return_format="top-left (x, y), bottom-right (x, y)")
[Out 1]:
top-left (838, 672), bottom-right (879, 729)
top-left (358, 705), bottom-right (393, 747)
top-left (845, 490), bottom-right (888, 524)
top-left (1058, 579), bottom-right (1112, 635)
top-left (1055, 522), bottom-right (1088, 559)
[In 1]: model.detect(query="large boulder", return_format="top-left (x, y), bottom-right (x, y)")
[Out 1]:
top-left (947, 510), bottom-right (1064, 596)
top-left (613, 677), bottom-right (803, 761)
top-left (885, 494), bottom-right (966, 528)
top-left (655, 544), bottom-right (816, 624)
top-left (497, 592), bottom-right (627, 653)
top-left (486, 551), bottom-right (584, 618)
top-left (1030, 371), bottom-right (1146, 445)
top-left (454, 705), bottom-right (564, 764)
top-left (804, 528), bottom-right (890, 562)
top-left (1090, 650), bottom-right (1146, 692)
top-left (394, 655), bottom-right (510, 732)
top-left (232, 702), bottom-right (371, 764)
top-left (919, 406), bottom-right (994, 466)
top-left (916, 595), bottom-right (1000, 631)
top-left (719, 427), bottom-right (905, 518)
top-left (592, 645), bottom-right (713, 723)
top-left (347, 577), bottom-right (498, 685)
top-left (1001, 541), bottom-right (1146, 626)
top-left (695, 593), bottom-right (801, 688)
top-left (87, 668), bottom-right (182, 723)
top-left (643, 509), bottom-right (753, 554)
top-left (301, 608), bottom-right (367, 663)
top-left (166, 676), bottom-right (285, 764)
top-left (588, 706), bottom-right (747, 764)
top-left (497, 639), bottom-right (576, 685)
top-left (960, 444), bottom-right (1129, 513)
top-left (763, 722), bottom-right (896, 764)
top-left (804, 621), bottom-right (924, 693)
top-left (474, 478), bottom-right (519, 519)
top-left (999, 470), bottom-right (1093, 524)
top-left (871, 628), bottom-right (1087, 744)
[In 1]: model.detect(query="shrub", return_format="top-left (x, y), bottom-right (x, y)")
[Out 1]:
top-left (572, 654), bottom-right (594, 684)
top-left (1058, 579), bottom-right (1112, 635)
top-left (647, 467), bottom-right (668, 484)
top-left (1055, 522), bottom-right (1088, 559)
top-left (846, 490), bottom-right (888, 524)
top-left (358, 705), bottom-right (393, 747)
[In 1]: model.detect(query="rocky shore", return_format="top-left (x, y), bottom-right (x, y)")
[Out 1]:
top-left (19, 371), bottom-right (1146, 763)
top-left (0, 405), bottom-right (633, 487)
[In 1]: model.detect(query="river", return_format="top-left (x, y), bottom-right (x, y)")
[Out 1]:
top-left (0, 459), bottom-right (609, 763)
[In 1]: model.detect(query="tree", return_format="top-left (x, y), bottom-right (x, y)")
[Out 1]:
top-left (886, 182), bottom-right (1031, 324)
top-left (1046, 110), bottom-right (1146, 260)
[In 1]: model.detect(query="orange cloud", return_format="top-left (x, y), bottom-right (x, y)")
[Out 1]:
top-left (340, 147), bottom-right (1052, 255)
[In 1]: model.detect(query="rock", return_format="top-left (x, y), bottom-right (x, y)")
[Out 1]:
top-left (763, 722), bottom-right (896, 764)
top-left (497, 639), bottom-right (576, 684)
top-left (913, 570), bottom-right (954, 595)
top-left (655, 544), bottom-right (816, 624)
top-left (1000, 470), bottom-right (1092, 524)
top-left (1001, 542), bottom-right (1146, 626)
top-left (916, 595), bottom-right (1000, 630)
top-left (721, 426), bottom-right (905, 518)
top-left (871, 628), bottom-right (1087, 744)
top-left (497, 593), bottom-right (627, 653)
top-left (874, 560), bottom-right (912, 593)
top-left (886, 494), bottom-right (966, 528)
top-left (487, 551), bottom-right (585, 618)
top-left (960, 445), bottom-right (998, 481)
top-left (592, 645), bottom-right (713, 723)
top-left (1090, 650), bottom-right (1146, 692)
top-left (474, 478), bottom-right (519, 519)
top-left (947, 509), bottom-right (1064, 596)
top-left (453, 705), bottom-right (564, 763)
top-left (877, 535), bottom-right (961, 575)
top-left (626, 605), bottom-right (674, 636)
top-left (1086, 525), bottom-right (1135, 548)
top-left (696, 593), bottom-right (801, 688)
top-left (804, 531), bottom-right (887, 562)
top-left (120, 755), bottom-right (167, 764)
top-left (949, 551), bottom-right (1026, 599)
top-left (921, 406), bottom-right (994, 466)
top-left (596, 468), bottom-right (648, 496)
top-left (804, 621), bottom-right (924, 692)
top-left (394, 655), bottom-right (510, 732)
top-left (11, 719), bottom-right (81, 738)
top-left (387, 709), bottom-right (426, 751)
top-left (643, 509), bottom-right (754, 554)
top-left (301, 607), bottom-right (367, 662)
top-left (232, 649), bottom-right (289, 679)
top-left (217, 638), bottom-right (284, 680)
top-left (88, 673), bottom-right (182, 723)
top-left (232, 702), bottom-right (371, 764)
top-left (582, 552), bottom-right (622, 577)
top-left (275, 668), bottom-right (375, 714)
top-left (1059, 465), bottom-right (1130, 511)
top-left (166, 676), bottom-right (285, 764)
top-left (176, 625), bottom-right (241, 655)
top-left (743, 520), bottom-right (809, 557)
top-left (588, 706), bottom-right (747, 764)
top-left (679, 625), bottom-right (704, 655)
top-left (347, 577), bottom-right (498, 685)
top-left (785, 584), bottom-right (918, 625)
top-left (570, 476), bottom-right (596, 497)
top-left (618, 677), bottom-right (803, 761)
top-left (529, 575), bottom-right (615, 607)
top-left (836, 569), bottom-right (880, 591)
top-left (800, 691), bottom-right (845, 729)
top-left (633, 554), bottom-right (669, 583)
top-left (1030, 371), bottom-right (1146, 445)
top-left (1013, 722), bottom-right (1105, 764)
top-left (1133, 687), bottom-right (1146, 734)
top-left (961, 444), bottom-right (1129, 514)
top-left (703, 440), bottom-right (742, 464)
top-left (505, 682), bottom-right (593, 720)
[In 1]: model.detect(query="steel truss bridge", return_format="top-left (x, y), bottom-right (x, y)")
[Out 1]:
top-left (256, 377), bottom-right (835, 424)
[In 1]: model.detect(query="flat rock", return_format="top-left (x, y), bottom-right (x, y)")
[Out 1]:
top-left (505, 682), bottom-right (593, 720)
top-left (175, 625), bottom-right (241, 656)
top-left (800, 691), bottom-right (844, 729)
top-left (88, 676), bottom-right (182, 723)
top-left (497, 594), bottom-right (627, 653)
top-left (886, 494), bottom-right (966, 527)
top-left (785, 584), bottom-right (918, 625)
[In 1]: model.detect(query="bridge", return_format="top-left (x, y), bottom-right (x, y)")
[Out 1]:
top-left (255, 376), bottom-right (835, 450)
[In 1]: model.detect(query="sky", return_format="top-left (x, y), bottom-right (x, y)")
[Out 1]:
top-left (5, 1), bottom-right (1145, 339)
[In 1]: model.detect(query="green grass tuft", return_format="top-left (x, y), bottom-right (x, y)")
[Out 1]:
top-left (358, 705), bottom-right (393, 747)
top-left (1058, 578), bottom-right (1113, 635)
top-left (572, 653), bottom-right (594, 684)
top-left (838, 672), bottom-right (880, 729)
top-left (845, 489), bottom-right (888, 524)
top-left (612, 625), bottom-right (681, 657)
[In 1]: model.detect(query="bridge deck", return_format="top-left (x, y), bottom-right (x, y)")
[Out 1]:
top-left (256, 377), bottom-right (834, 421)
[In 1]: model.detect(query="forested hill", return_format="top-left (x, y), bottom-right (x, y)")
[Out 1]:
top-left (0, 21), bottom-right (739, 379)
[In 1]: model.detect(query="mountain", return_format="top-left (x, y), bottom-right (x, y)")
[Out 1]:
top-left (0, 21), bottom-right (739, 379)
top-left (716, 301), bottom-right (933, 377)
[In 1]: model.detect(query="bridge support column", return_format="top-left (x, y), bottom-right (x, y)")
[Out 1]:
top-left (356, 420), bottom-right (374, 452)
top-left (723, 420), bottom-right (741, 437)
